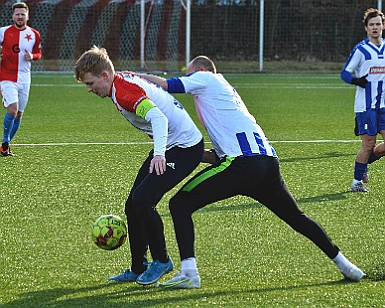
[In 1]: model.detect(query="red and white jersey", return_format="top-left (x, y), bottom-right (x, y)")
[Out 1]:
top-left (0, 24), bottom-right (42, 83)
top-left (110, 72), bottom-right (202, 150)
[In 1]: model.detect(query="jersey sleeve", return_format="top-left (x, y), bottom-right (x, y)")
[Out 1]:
top-left (166, 77), bottom-right (186, 93)
top-left (145, 107), bottom-right (168, 156)
top-left (114, 74), bottom-right (149, 112)
top-left (31, 28), bottom-right (42, 60)
top-left (341, 48), bottom-right (363, 84)
top-left (167, 71), bottom-right (211, 95)
top-left (341, 69), bottom-right (354, 84)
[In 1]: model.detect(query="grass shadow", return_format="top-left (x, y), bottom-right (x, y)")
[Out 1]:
top-left (1, 279), bottom-right (360, 308)
top-left (297, 191), bottom-right (351, 204)
top-left (279, 152), bottom-right (355, 163)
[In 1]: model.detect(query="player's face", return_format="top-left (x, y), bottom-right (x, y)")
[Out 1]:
top-left (365, 16), bottom-right (385, 40)
top-left (12, 8), bottom-right (28, 29)
top-left (82, 72), bottom-right (111, 98)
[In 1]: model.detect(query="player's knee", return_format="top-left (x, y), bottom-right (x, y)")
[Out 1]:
top-left (169, 194), bottom-right (183, 214)
top-left (131, 189), bottom-right (156, 217)
top-left (169, 193), bottom-right (195, 217)
top-left (124, 196), bottom-right (135, 216)
top-left (7, 103), bottom-right (18, 116)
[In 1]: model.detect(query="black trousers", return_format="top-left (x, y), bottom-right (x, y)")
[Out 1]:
top-left (125, 139), bottom-right (204, 274)
top-left (169, 155), bottom-right (339, 261)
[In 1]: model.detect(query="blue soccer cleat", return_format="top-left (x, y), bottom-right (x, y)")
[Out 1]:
top-left (107, 269), bottom-right (141, 282)
top-left (136, 257), bottom-right (173, 285)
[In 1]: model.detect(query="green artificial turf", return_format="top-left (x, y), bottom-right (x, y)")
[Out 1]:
top-left (0, 72), bottom-right (384, 307)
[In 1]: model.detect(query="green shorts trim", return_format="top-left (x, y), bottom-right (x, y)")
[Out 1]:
top-left (182, 156), bottom-right (235, 192)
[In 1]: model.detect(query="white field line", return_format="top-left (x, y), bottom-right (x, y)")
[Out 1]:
top-left (11, 140), bottom-right (362, 147)
top-left (32, 83), bottom-right (350, 89)
top-left (26, 82), bottom-right (354, 146)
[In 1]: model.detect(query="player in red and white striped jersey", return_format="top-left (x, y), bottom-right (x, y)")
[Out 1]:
top-left (74, 46), bottom-right (203, 285)
top-left (0, 2), bottom-right (42, 156)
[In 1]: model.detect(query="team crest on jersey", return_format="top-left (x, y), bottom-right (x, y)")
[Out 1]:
top-left (12, 44), bottom-right (20, 53)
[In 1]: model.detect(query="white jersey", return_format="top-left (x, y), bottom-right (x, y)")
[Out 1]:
top-left (111, 72), bottom-right (202, 151)
top-left (174, 71), bottom-right (276, 159)
top-left (342, 38), bottom-right (385, 112)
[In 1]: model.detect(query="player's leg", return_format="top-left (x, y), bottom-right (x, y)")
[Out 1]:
top-left (163, 157), bottom-right (254, 288)
top-left (1, 81), bottom-right (20, 156)
top-left (248, 157), bottom-right (364, 281)
top-left (367, 109), bottom-right (385, 163)
top-left (134, 140), bottom-right (203, 285)
top-left (363, 109), bottom-right (385, 182)
top-left (352, 110), bottom-right (377, 192)
top-left (108, 155), bottom-right (153, 282)
top-left (249, 160), bottom-right (339, 258)
top-left (9, 82), bottom-right (29, 142)
top-left (9, 111), bottom-right (23, 142)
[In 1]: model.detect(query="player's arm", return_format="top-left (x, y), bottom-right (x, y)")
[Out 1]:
top-left (341, 50), bottom-right (367, 88)
top-left (136, 98), bottom-right (168, 175)
top-left (31, 29), bottom-right (42, 60)
top-left (341, 70), bottom-right (368, 88)
top-left (136, 73), bottom-right (169, 90)
top-left (137, 73), bottom-right (187, 94)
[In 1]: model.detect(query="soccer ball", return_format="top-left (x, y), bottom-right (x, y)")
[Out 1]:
top-left (91, 214), bottom-right (127, 250)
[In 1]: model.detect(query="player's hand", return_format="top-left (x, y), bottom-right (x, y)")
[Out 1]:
top-left (352, 74), bottom-right (368, 88)
top-left (202, 149), bottom-right (219, 164)
top-left (24, 50), bottom-right (33, 61)
top-left (149, 154), bottom-right (166, 175)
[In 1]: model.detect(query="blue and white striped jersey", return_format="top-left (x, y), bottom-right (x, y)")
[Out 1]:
top-left (341, 38), bottom-right (385, 112)
top-left (167, 71), bottom-right (277, 159)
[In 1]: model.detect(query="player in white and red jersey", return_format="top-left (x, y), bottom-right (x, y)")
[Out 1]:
top-left (74, 46), bottom-right (203, 286)
top-left (0, 2), bottom-right (42, 156)
top-left (140, 56), bottom-right (365, 289)
top-left (341, 8), bottom-right (385, 192)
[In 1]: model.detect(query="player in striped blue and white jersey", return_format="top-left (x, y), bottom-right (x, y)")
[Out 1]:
top-left (140, 56), bottom-right (365, 288)
top-left (341, 8), bottom-right (385, 192)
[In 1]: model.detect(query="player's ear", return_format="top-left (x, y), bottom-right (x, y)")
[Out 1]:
top-left (102, 71), bottom-right (109, 81)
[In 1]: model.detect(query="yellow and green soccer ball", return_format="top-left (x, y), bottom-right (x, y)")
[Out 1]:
top-left (91, 215), bottom-right (127, 250)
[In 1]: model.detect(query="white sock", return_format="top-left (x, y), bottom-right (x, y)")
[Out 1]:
top-left (181, 257), bottom-right (199, 277)
top-left (352, 179), bottom-right (361, 185)
top-left (332, 252), bottom-right (356, 274)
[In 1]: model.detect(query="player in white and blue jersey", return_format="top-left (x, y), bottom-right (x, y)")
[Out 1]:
top-left (140, 56), bottom-right (365, 288)
top-left (341, 8), bottom-right (385, 192)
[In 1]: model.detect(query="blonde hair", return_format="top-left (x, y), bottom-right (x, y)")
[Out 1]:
top-left (12, 2), bottom-right (29, 13)
top-left (74, 46), bottom-right (114, 82)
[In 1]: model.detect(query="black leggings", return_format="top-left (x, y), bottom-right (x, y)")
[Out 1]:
top-left (125, 139), bottom-right (204, 273)
top-left (169, 155), bottom-right (339, 261)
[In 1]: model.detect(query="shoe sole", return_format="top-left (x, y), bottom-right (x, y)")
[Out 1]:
top-left (344, 270), bottom-right (366, 282)
top-left (107, 277), bottom-right (137, 282)
top-left (1, 149), bottom-right (14, 156)
top-left (159, 278), bottom-right (200, 289)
